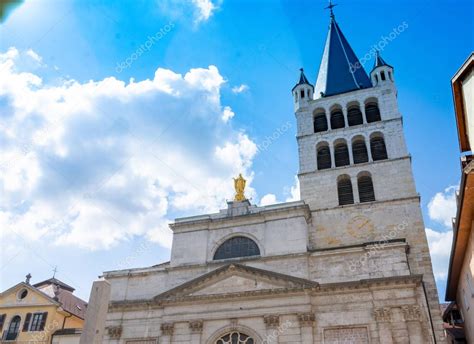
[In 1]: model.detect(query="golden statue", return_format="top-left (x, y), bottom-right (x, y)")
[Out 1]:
top-left (233, 173), bottom-right (247, 201)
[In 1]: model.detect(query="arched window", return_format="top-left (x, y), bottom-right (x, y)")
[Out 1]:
top-left (365, 102), bottom-right (381, 122)
top-left (213, 236), bottom-right (260, 260)
top-left (352, 138), bottom-right (368, 164)
top-left (330, 107), bottom-right (345, 129)
top-left (6, 316), bottom-right (21, 340)
top-left (313, 112), bottom-right (328, 133)
top-left (370, 135), bottom-right (388, 161)
top-left (216, 332), bottom-right (255, 344)
top-left (317, 143), bottom-right (331, 170)
top-left (337, 176), bottom-right (354, 205)
top-left (358, 174), bottom-right (375, 202)
top-left (347, 105), bottom-right (363, 126)
top-left (334, 141), bottom-right (350, 167)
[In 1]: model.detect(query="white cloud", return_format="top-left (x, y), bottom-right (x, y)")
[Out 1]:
top-left (285, 176), bottom-right (300, 202)
top-left (425, 228), bottom-right (453, 280)
top-left (427, 185), bottom-right (457, 227)
top-left (0, 47), bottom-right (256, 251)
top-left (260, 194), bottom-right (277, 206)
top-left (158, 0), bottom-right (219, 25)
top-left (221, 106), bottom-right (235, 122)
top-left (192, 0), bottom-right (218, 23)
top-left (232, 84), bottom-right (249, 94)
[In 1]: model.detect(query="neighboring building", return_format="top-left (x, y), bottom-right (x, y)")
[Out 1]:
top-left (442, 302), bottom-right (467, 343)
top-left (0, 275), bottom-right (87, 344)
top-left (446, 52), bottom-right (474, 342)
top-left (83, 7), bottom-right (446, 344)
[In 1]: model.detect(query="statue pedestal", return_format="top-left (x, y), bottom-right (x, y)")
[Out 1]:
top-left (227, 200), bottom-right (251, 217)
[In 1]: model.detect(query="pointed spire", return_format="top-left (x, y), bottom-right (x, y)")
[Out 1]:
top-left (292, 68), bottom-right (313, 91)
top-left (314, 14), bottom-right (372, 98)
top-left (373, 50), bottom-right (393, 70)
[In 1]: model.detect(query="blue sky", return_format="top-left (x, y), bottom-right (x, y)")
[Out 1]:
top-left (0, 0), bottom-right (472, 301)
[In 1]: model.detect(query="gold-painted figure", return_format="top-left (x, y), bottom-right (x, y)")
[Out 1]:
top-left (233, 174), bottom-right (247, 201)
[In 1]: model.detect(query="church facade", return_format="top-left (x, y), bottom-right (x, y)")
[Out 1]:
top-left (91, 10), bottom-right (446, 344)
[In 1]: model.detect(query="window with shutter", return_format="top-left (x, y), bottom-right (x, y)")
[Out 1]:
top-left (0, 314), bottom-right (6, 332)
top-left (347, 106), bottom-right (363, 126)
top-left (365, 103), bottom-right (381, 122)
top-left (30, 313), bottom-right (45, 331)
top-left (317, 145), bottom-right (331, 170)
top-left (330, 110), bottom-right (345, 129)
top-left (39, 312), bottom-right (48, 331)
top-left (370, 136), bottom-right (388, 160)
top-left (358, 175), bottom-right (375, 202)
top-left (338, 177), bottom-right (354, 205)
top-left (22, 313), bottom-right (31, 332)
top-left (334, 143), bottom-right (350, 167)
top-left (313, 113), bottom-right (328, 133)
top-left (352, 140), bottom-right (368, 164)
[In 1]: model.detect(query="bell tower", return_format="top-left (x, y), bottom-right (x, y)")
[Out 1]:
top-left (291, 6), bottom-right (445, 342)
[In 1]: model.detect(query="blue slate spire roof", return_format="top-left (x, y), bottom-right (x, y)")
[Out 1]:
top-left (292, 68), bottom-right (313, 91)
top-left (314, 16), bottom-right (372, 98)
top-left (372, 50), bottom-right (393, 70)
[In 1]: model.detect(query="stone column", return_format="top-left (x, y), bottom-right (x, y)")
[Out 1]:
top-left (189, 320), bottom-right (203, 344)
top-left (373, 307), bottom-right (394, 344)
top-left (329, 144), bottom-right (335, 168)
top-left (390, 308), bottom-right (409, 344)
top-left (160, 323), bottom-right (174, 344)
top-left (402, 305), bottom-right (425, 343)
top-left (361, 106), bottom-right (367, 124)
top-left (297, 313), bottom-right (315, 344)
top-left (79, 279), bottom-right (111, 344)
top-left (366, 136), bottom-right (373, 162)
top-left (264, 315), bottom-right (280, 344)
top-left (342, 108), bottom-right (349, 127)
top-left (348, 141), bottom-right (354, 165)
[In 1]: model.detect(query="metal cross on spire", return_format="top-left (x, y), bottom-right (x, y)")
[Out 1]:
top-left (325, 0), bottom-right (337, 18)
top-left (52, 266), bottom-right (58, 278)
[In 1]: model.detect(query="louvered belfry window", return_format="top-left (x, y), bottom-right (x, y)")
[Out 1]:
top-left (358, 175), bottom-right (375, 202)
top-left (370, 137), bottom-right (388, 160)
top-left (330, 110), bottom-right (345, 129)
top-left (347, 106), bottom-right (363, 126)
top-left (338, 177), bottom-right (354, 205)
top-left (352, 140), bottom-right (368, 164)
top-left (366, 103), bottom-right (381, 122)
top-left (313, 113), bottom-right (328, 133)
top-left (334, 143), bottom-right (350, 167)
top-left (317, 145), bottom-right (331, 170)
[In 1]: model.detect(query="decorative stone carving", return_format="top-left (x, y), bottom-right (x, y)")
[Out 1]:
top-left (263, 315), bottom-right (280, 328)
top-left (401, 305), bottom-right (422, 321)
top-left (373, 307), bottom-right (392, 322)
top-left (189, 320), bottom-right (203, 333)
top-left (297, 312), bottom-right (315, 326)
top-left (107, 325), bottom-right (122, 339)
top-left (161, 322), bottom-right (174, 336)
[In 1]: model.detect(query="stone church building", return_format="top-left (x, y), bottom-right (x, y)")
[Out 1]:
top-left (83, 8), bottom-right (446, 344)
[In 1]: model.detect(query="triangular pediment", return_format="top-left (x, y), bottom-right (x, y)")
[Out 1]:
top-left (154, 264), bottom-right (318, 302)
top-left (0, 282), bottom-right (58, 308)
